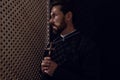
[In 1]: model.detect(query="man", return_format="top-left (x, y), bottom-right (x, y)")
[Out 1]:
top-left (41, 0), bottom-right (100, 80)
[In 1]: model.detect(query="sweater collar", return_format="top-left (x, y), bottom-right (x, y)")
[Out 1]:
top-left (60, 29), bottom-right (76, 39)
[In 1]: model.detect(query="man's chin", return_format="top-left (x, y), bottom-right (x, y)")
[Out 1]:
top-left (53, 29), bottom-right (58, 34)
top-left (53, 29), bottom-right (63, 35)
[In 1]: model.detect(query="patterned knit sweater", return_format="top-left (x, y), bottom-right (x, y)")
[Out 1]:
top-left (42, 30), bottom-right (100, 80)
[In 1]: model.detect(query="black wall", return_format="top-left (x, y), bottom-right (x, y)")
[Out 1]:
top-left (50, 0), bottom-right (120, 79)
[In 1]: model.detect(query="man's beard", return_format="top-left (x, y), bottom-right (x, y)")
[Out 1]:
top-left (52, 20), bottom-right (67, 35)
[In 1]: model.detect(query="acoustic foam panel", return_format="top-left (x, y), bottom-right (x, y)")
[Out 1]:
top-left (0, 0), bottom-right (49, 79)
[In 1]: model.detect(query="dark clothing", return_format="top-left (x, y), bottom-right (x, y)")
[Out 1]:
top-left (42, 30), bottom-right (100, 80)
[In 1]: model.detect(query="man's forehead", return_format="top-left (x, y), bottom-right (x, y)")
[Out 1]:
top-left (50, 5), bottom-right (61, 14)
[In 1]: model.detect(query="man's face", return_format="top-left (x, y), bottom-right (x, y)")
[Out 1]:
top-left (49, 5), bottom-right (67, 34)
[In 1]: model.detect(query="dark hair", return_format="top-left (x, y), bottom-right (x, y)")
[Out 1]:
top-left (50, 0), bottom-right (73, 15)
top-left (50, 0), bottom-right (77, 27)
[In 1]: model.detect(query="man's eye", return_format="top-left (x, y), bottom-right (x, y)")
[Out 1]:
top-left (51, 15), bottom-right (55, 19)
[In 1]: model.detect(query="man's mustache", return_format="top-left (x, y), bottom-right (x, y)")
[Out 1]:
top-left (49, 23), bottom-right (56, 27)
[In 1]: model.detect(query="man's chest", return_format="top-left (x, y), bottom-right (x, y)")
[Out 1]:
top-left (51, 41), bottom-right (80, 66)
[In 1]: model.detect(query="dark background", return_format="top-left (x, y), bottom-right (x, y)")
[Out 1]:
top-left (50, 0), bottom-right (120, 79)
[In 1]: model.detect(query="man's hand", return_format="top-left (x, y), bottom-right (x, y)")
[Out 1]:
top-left (41, 57), bottom-right (58, 76)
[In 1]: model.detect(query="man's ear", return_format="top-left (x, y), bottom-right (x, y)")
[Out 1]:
top-left (65, 11), bottom-right (72, 21)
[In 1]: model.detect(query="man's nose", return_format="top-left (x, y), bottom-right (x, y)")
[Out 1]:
top-left (49, 18), bottom-right (53, 24)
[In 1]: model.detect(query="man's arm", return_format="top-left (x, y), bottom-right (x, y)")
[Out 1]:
top-left (41, 39), bottom-right (100, 80)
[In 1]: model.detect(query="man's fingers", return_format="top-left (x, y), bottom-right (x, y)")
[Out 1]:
top-left (44, 57), bottom-right (51, 60)
top-left (41, 60), bottom-right (51, 72)
top-left (41, 66), bottom-right (49, 72)
top-left (41, 57), bottom-right (51, 67)
top-left (41, 62), bottom-right (50, 67)
top-left (42, 66), bottom-right (49, 70)
top-left (44, 70), bottom-right (49, 73)
top-left (41, 60), bottom-right (51, 66)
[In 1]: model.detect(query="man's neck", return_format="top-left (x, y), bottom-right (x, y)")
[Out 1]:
top-left (60, 29), bottom-right (76, 38)
top-left (61, 24), bottom-right (76, 35)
